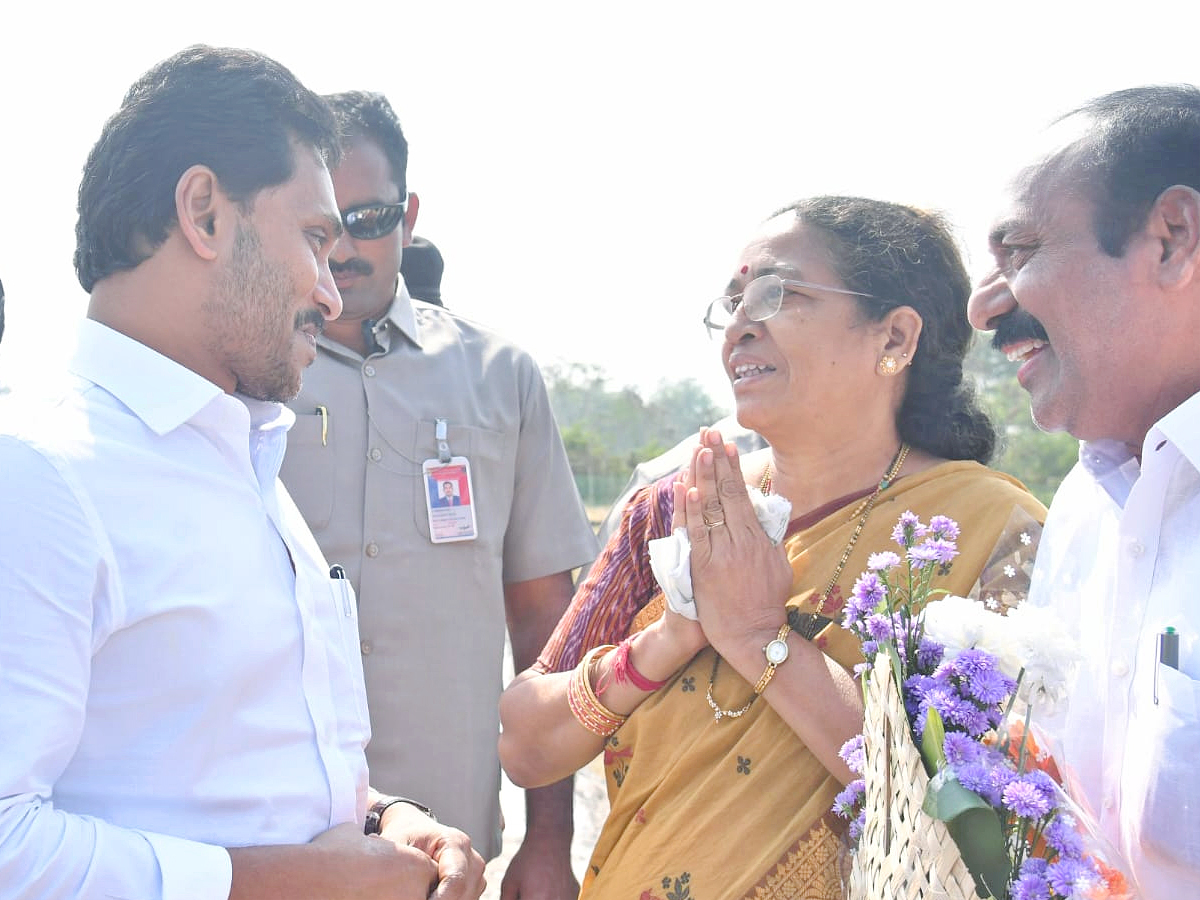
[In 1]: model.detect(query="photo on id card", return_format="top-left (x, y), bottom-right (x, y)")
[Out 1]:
top-left (423, 456), bottom-right (478, 543)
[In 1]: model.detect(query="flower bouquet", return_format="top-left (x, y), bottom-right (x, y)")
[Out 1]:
top-left (837, 512), bottom-right (1133, 900)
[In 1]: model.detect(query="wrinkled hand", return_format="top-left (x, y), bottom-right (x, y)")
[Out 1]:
top-left (683, 429), bottom-right (792, 655)
top-left (380, 805), bottom-right (487, 900)
top-left (653, 438), bottom-right (711, 658)
top-left (498, 831), bottom-right (579, 900)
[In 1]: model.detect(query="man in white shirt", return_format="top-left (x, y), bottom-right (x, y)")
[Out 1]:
top-left (968, 84), bottom-right (1200, 898)
top-left (0, 46), bottom-right (483, 900)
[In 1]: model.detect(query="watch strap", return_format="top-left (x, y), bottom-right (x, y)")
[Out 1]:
top-left (364, 796), bottom-right (437, 835)
top-left (753, 623), bottom-right (793, 695)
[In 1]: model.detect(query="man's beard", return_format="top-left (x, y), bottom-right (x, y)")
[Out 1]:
top-left (205, 222), bottom-right (310, 402)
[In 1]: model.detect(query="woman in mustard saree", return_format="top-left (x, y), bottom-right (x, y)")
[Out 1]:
top-left (499, 197), bottom-right (1045, 900)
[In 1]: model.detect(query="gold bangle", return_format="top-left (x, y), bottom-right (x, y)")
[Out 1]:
top-left (567, 645), bottom-right (626, 737)
top-left (753, 623), bottom-right (793, 695)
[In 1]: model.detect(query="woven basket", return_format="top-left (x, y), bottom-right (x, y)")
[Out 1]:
top-left (846, 655), bottom-right (981, 900)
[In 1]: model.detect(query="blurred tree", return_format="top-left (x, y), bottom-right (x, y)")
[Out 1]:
top-left (544, 365), bottom-right (727, 507)
top-left (964, 338), bottom-right (1077, 506)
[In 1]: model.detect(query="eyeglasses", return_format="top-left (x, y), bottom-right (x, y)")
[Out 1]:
top-left (702, 273), bottom-right (876, 338)
top-left (342, 200), bottom-right (407, 241)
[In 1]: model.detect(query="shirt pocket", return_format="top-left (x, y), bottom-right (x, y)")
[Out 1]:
top-left (409, 419), bottom-right (507, 540)
top-left (287, 412), bottom-right (335, 531)
top-left (328, 575), bottom-right (371, 748)
top-left (1133, 663), bottom-right (1200, 872)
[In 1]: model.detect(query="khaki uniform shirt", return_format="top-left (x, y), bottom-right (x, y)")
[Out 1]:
top-left (281, 288), bottom-right (598, 855)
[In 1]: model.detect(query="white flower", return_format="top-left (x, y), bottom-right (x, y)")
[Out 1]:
top-left (923, 595), bottom-right (1003, 660)
top-left (999, 604), bottom-right (1082, 714)
top-left (1003, 564), bottom-right (1016, 578)
top-left (1019, 532), bottom-right (1032, 546)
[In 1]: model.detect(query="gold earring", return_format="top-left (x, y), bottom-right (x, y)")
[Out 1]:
top-left (877, 355), bottom-right (899, 376)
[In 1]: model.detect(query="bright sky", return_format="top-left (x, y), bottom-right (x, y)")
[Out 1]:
top-left (2, 1), bottom-right (1198, 409)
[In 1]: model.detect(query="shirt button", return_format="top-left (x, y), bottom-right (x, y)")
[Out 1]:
top-left (360, 640), bottom-right (373, 655)
top-left (1129, 540), bottom-right (1145, 558)
top-left (369, 447), bottom-right (382, 462)
top-left (1103, 795), bottom-right (1116, 810)
top-left (1111, 660), bottom-right (1130, 678)
top-left (364, 364), bottom-right (376, 377)
top-left (365, 542), bottom-right (379, 558)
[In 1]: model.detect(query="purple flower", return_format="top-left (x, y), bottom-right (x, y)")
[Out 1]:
top-left (928, 516), bottom-right (960, 540)
top-left (867, 551), bottom-right (900, 572)
top-left (1044, 811), bottom-right (1085, 857)
top-left (1003, 773), bottom-right (1055, 820)
top-left (906, 543), bottom-right (941, 568)
top-left (915, 637), bottom-right (945, 672)
top-left (1047, 857), bottom-right (1100, 896)
top-left (832, 779), bottom-right (865, 819)
top-left (1010, 867), bottom-right (1051, 900)
top-left (943, 732), bottom-right (982, 767)
top-left (956, 760), bottom-right (992, 796)
top-left (1020, 857), bottom-right (1049, 878)
top-left (891, 510), bottom-right (927, 548)
top-left (920, 538), bottom-right (959, 565)
top-left (839, 735), bottom-right (866, 775)
top-left (845, 573), bottom-right (885, 628)
top-left (963, 667), bottom-right (1014, 705)
top-left (848, 810), bottom-right (866, 841)
top-left (865, 613), bottom-right (894, 642)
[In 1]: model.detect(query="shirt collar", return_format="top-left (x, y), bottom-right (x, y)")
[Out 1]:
top-left (379, 281), bottom-right (422, 349)
top-left (1147, 389), bottom-right (1200, 470)
top-left (1077, 439), bottom-right (1140, 508)
top-left (314, 281), bottom-right (423, 361)
top-left (71, 319), bottom-right (226, 436)
top-left (71, 319), bottom-right (296, 444)
top-left (1076, 389), bottom-right (1200, 508)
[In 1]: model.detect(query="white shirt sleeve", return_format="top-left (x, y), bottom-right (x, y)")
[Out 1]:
top-left (0, 437), bottom-right (233, 900)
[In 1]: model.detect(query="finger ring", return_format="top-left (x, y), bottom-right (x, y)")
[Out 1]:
top-left (705, 519), bottom-right (726, 530)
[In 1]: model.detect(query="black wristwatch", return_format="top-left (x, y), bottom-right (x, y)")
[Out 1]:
top-left (364, 796), bottom-right (437, 835)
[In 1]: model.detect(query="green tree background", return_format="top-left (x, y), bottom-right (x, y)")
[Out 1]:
top-left (546, 340), bottom-right (1076, 512)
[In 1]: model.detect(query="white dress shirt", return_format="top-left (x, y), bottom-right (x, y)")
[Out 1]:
top-left (0, 320), bottom-right (370, 900)
top-left (1031, 392), bottom-right (1200, 899)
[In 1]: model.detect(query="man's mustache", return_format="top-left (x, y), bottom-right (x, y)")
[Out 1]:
top-left (991, 309), bottom-right (1049, 351)
top-left (330, 258), bottom-right (373, 277)
top-left (295, 309), bottom-right (326, 333)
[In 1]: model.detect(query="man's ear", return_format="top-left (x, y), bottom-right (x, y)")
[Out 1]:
top-left (879, 305), bottom-right (923, 366)
top-left (174, 165), bottom-right (224, 261)
top-left (1148, 185), bottom-right (1200, 291)
top-left (402, 191), bottom-right (420, 248)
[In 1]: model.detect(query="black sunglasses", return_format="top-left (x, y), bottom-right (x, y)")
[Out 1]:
top-left (342, 201), bottom-right (407, 241)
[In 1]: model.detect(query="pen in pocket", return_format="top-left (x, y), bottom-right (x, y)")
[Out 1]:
top-left (1154, 626), bottom-right (1179, 705)
top-left (330, 564), bottom-right (352, 617)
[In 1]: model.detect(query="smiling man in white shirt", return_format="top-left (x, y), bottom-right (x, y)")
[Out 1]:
top-left (968, 85), bottom-right (1200, 899)
top-left (0, 46), bottom-right (483, 900)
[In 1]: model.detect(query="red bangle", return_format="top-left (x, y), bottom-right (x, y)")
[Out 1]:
top-left (610, 637), bottom-right (669, 692)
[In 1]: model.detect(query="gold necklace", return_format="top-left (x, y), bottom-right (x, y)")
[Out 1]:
top-left (706, 443), bottom-right (910, 721)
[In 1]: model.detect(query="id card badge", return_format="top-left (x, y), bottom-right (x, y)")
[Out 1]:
top-left (422, 456), bottom-right (478, 543)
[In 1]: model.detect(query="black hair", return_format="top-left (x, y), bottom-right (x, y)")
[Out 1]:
top-left (323, 91), bottom-right (409, 194)
top-left (74, 45), bottom-right (340, 292)
top-left (776, 196), bottom-right (997, 463)
top-left (1058, 84), bottom-right (1200, 256)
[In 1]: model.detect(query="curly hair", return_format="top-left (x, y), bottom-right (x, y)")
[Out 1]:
top-left (775, 196), bottom-right (997, 463)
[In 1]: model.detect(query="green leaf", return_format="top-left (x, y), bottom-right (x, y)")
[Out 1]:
top-left (920, 707), bottom-right (947, 776)
top-left (924, 771), bottom-right (1011, 899)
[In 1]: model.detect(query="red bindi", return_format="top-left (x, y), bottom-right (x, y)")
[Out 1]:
top-left (740, 265), bottom-right (749, 274)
